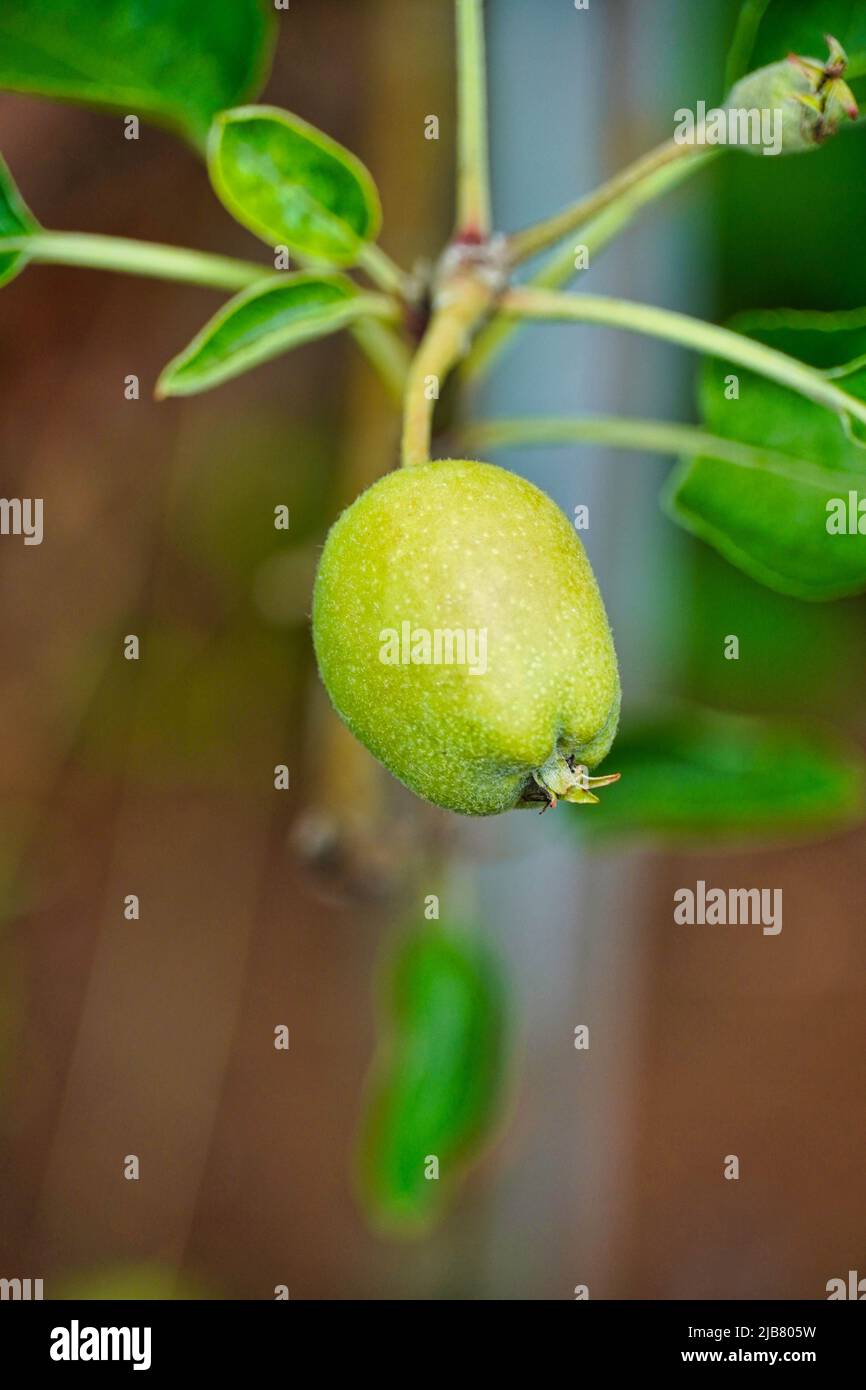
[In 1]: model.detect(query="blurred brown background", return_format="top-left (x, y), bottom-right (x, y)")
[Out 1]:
top-left (0, 0), bottom-right (864, 1299)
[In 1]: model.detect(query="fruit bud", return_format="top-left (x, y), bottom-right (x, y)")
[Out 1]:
top-left (727, 34), bottom-right (859, 155)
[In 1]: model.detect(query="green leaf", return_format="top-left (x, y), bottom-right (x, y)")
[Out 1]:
top-left (750, 1), bottom-right (866, 73)
top-left (0, 154), bottom-right (38, 287)
top-left (0, 0), bottom-right (276, 147)
top-left (157, 273), bottom-right (392, 397)
top-left (725, 1), bottom-right (774, 90)
top-left (572, 709), bottom-right (865, 846)
top-left (208, 106), bottom-right (382, 264)
top-left (357, 925), bottom-right (508, 1237)
top-left (54, 1264), bottom-right (211, 1300)
top-left (665, 308), bottom-right (866, 601)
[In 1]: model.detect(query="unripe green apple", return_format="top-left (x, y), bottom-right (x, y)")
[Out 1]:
top-left (727, 37), bottom-right (858, 154)
top-left (312, 459), bottom-right (621, 816)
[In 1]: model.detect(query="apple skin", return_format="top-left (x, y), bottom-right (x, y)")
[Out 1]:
top-left (312, 458), bottom-right (620, 816)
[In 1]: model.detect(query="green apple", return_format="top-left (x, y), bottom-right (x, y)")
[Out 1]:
top-left (312, 458), bottom-right (620, 816)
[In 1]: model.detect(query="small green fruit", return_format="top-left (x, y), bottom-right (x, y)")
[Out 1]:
top-left (727, 36), bottom-right (858, 154)
top-left (312, 459), bottom-right (621, 816)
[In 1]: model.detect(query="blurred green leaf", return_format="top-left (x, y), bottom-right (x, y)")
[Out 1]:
top-left (357, 925), bottom-right (509, 1237)
top-left (573, 708), bottom-right (865, 845)
top-left (665, 308), bottom-right (866, 600)
top-left (75, 623), bottom-right (303, 790)
top-left (0, 802), bottom-right (33, 918)
top-left (157, 273), bottom-right (391, 397)
top-left (55, 1263), bottom-right (210, 1300)
top-left (725, 0), bottom-right (773, 90)
top-left (208, 106), bottom-right (382, 264)
top-left (681, 543), bottom-right (866, 720)
top-left (0, 941), bottom-right (22, 1116)
top-left (0, 803), bottom-right (30, 1110)
top-left (0, 154), bottom-right (37, 287)
top-left (0, 0), bottom-right (276, 147)
top-left (168, 413), bottom-right (329, 590)
top-left (749, 0), bottom-right (866, 71)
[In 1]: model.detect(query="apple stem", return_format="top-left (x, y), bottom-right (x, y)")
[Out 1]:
top-left (455, 0), bottom-right (492, 240)
top-left (400, 272), bottom-right (497, 466)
